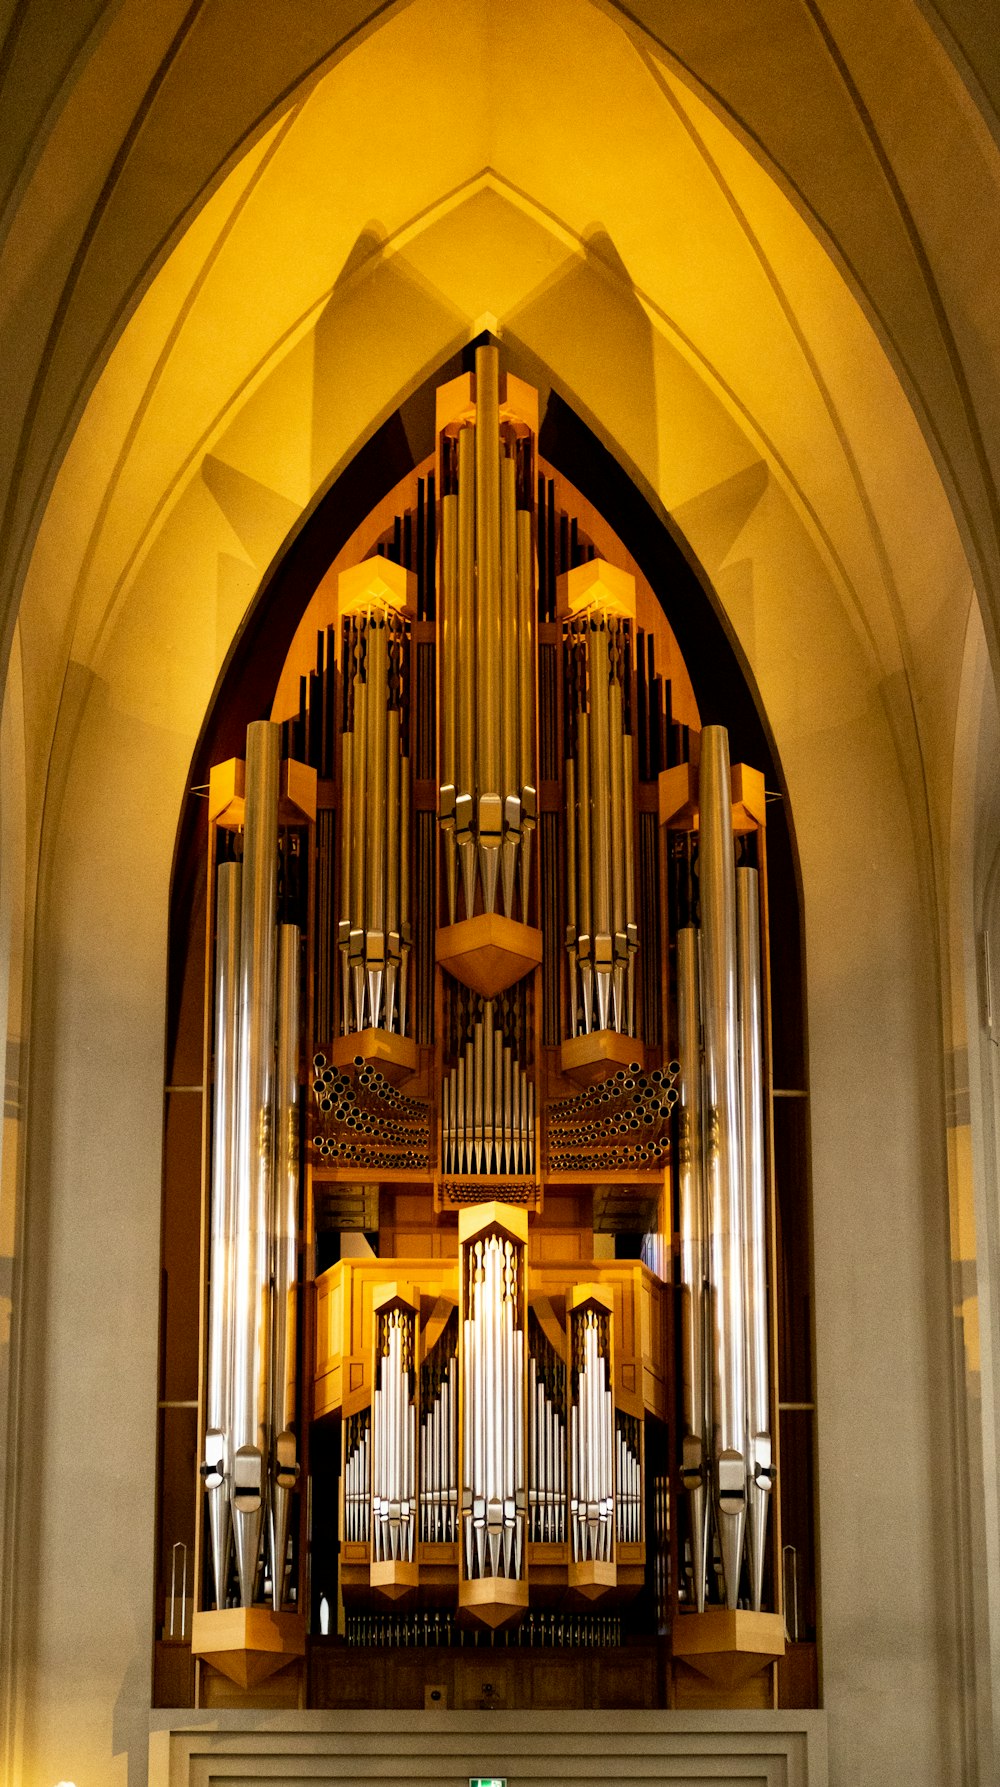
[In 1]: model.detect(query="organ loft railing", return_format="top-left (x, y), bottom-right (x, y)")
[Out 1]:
top-left (161, 344), bottom-right (813, 1712)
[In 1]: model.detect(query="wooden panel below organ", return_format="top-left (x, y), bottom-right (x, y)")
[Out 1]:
top-left (311, 1641), bottom-right (662, 1711)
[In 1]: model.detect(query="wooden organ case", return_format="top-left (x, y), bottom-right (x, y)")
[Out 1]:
top-left (153, 345), bottom-right (818, 1716)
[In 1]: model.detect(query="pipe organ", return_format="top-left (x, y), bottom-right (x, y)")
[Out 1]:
top-left (183, 344), bottom-right (802, 1710)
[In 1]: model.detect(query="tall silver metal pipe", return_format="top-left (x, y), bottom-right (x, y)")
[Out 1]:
top-left (589, 622), bottom-right (613, 1030)
top-left (205, 858), bottom-right (241, 1608)
top-left (350, 647), bottom-right (368, 1028)
top-left (456, 426), bottom-right (477, 918)
top-left (516, 504), bottom-right (536, 918)
top-left (500, 453), bottom-right (520, 918)
top-left (385, 703), bottom-right (401, 1032)
top-left (475, 346), bottom-right (502, 914)
top-left (269, 922), bottom-right (300, 1609)
top-left (699, 725), bottom-right (748, 1608)
top-left (366, 617), bottom-right (388, 1028)
top-left (737, 865), bottom-right (773, 1611)
top-left (231, 720), bottom-right (280, 1606)
top-left (608, 661), bottom-right (627, 1034)
top-left (677, 925), bottom-right (709, 1611)
top-left (475, 345), bottom-right (501, 796)
top-left (440, 491), bottom-right (459, 924)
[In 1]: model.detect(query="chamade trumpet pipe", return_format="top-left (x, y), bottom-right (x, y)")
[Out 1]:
top-left (339, 608), bottom-right (409, 1034)
top-left (439, 345), bottom-right (536, 922)
top-left (737, 865), bottom-right (773, 1611)
top-left (699, 725), bottom-right (748, 1608)
top-left (564, 613), bottom-right (637, 1036)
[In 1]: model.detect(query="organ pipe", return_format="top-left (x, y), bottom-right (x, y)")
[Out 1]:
top-left (340, 605), bottom-right (409, 1035)
top-left (269, 922), bottom-right (301, 1611)
top-left (420, 1317), bottom-right (458, 1543)
top-left (737, 865), bottom-right (773, 1611)
top-left (569, 1298), bottom-right (615, 1569)
top-left (699, 724), bottom-right (748, 1610)
top-left (372, 1299), bottom-right (417, 1566)
top-left (439, 344), bottom-right (536, 923)
top-left (204, 858), bottom-right (241, 1609)
top-left (676, 923), bottom-right (709, 1611)
top-left (460, 1211), bottom-right (527, 1590)
top-left (564, 612), bottom-right (637, 1037)
top-left (440, 995), bottom-right (533, 1177)
top-left (231, 720), bottom-right (280, 1606)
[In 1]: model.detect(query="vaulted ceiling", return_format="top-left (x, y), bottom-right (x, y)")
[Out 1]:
top-left (2, 0), bottom-right (999, 884)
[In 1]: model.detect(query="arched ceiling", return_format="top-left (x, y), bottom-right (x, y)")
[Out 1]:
top-left (2, 0), bottom-right (1000, 651)
top-left (3, 0), bottom-right (981, 914)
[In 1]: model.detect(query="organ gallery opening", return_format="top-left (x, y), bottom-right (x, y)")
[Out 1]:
top-left (154, 343), bottom-right (815, 1712)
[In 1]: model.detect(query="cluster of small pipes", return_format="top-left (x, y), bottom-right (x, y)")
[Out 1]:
top-left (343, 1611), bottom-right (622, 1647)
top-left (615, 1411), bottom-right (642, 1544)
top-left (438, 345), bottom-right (536, 924)
top-left (338, 605), bottom-right (411, 1036)
top-left (546, 1062), bottom-right (678, 1174)
top-left (310, 1054), bottom-right (430, 1171)
top-left (343, 1409), bottom-right (370, 1542)
top-left (564, 610), bottom-right (637, 1036)
top-left (462, 1231), bottom-right (525, 1581)
top-left (528, 1323), bottom-right (566, 1542)
top-left (372, 1305), bottom-right (417, 1563)
top-left (569, 1307), bottom-right (615, 1564)
top-left (419, 1319), bottom-right (458, 1543)
top-left (440, 994), bottom-right (535, 1177)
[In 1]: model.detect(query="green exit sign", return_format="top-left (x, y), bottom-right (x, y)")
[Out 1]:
top-left (470, 1779), bottom-right (506, 1786)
